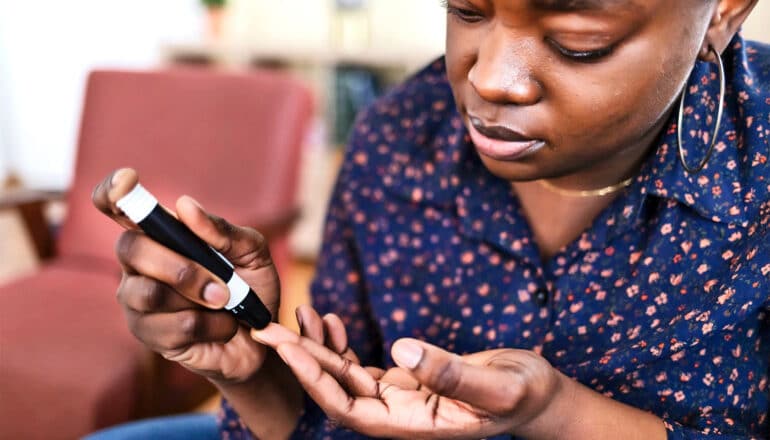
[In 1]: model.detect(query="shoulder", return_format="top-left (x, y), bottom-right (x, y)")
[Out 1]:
top-left (741, 39), bottom-right (770, 81)
top-left (708, 37), bottom-right (770, 225)
top-left (720, 38), bottom-right (770, 302)
top-left (727, 37), bottom-right (770, 158)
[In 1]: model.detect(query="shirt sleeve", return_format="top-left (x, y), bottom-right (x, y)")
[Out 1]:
top-left (664, 417), bottom-right (768, 440)
top-left (217, 398), bottom-right (257, 440)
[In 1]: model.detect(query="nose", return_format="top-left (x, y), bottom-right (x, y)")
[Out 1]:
top-left (468, 27), bottom-right (543, 106)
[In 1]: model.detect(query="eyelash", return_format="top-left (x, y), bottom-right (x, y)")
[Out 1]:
top-left (548, 39), bottom-right (615, 62)
top-left (440, 1), bottom-right (484, 23)
top-left (440, 1), bottom-right (614, 64)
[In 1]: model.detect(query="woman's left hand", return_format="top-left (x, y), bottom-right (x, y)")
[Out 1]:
top-left (252, 307), bottom-right (572, 440)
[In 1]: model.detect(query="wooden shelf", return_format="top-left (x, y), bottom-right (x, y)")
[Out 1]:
top-left (162, 41), bottom-right (441, 72)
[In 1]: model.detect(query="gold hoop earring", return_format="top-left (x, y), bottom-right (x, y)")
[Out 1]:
top-left (677, 45), bottom-right (726, 175)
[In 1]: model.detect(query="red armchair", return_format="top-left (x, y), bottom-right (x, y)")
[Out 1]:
top-left (0, 68), bottom-right (313, 439)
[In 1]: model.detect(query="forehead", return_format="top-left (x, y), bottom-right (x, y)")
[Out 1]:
top-left (529, 0), bottom-right (640, 11)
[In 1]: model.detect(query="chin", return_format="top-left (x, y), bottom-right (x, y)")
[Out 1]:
top-left (476, 150), bottom-right (546, 182)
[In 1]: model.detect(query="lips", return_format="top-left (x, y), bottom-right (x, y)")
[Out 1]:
top-left (467, 116), bottom-right (546, 161)
top-left (470, 117), bottom-right (530, 142)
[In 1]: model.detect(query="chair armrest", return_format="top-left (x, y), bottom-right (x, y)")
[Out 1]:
top-left (0, 188), bottom-right (299, 261)
top-left (0, 189), bottom-right (66, 260)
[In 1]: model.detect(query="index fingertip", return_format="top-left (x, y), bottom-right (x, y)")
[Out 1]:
top-left (178, 195), bottom-right (204, 210)
top-left (108, 168), bottom-right (139, 202)
top-left (250, 322), bottom-right (283, 345)
top-left (175, 196), bottom-right (204, 222)
top-left (111, 167), bottom-right (135, 186)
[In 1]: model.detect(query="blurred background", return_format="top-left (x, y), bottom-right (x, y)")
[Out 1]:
top-left (0, 1), bottom-right (768, 438)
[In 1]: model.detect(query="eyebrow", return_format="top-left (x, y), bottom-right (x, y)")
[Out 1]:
top-left (530, 0), bottom-right (631, 12)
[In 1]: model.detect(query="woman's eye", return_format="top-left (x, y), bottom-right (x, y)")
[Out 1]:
top-left (548, 39), bottom-right (615, 63)
top-left (441, 1), bottom-right (484, 23)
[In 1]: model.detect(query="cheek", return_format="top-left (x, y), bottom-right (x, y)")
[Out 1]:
top-left (550, 43), bottom-right (693, 150)
top-left (445, 26), bottom-right (479, 110)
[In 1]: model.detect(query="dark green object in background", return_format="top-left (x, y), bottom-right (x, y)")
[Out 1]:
top-left (201, 0), bottom-right (226, 8)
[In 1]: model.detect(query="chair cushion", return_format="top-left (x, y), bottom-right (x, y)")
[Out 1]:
top-left (57, 68), bottom-right (312, 262)
top-left (0, 258), bottom-right (143, 439)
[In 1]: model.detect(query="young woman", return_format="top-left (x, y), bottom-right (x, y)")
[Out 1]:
top-left (92, 0), bottom-right (768, 438)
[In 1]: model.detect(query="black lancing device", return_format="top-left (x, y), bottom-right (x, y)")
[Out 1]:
top-left (116, 184), bottom-right (271, 329)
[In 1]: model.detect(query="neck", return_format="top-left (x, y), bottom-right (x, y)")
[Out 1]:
top-left (512, 181), bottom-right (620, 261)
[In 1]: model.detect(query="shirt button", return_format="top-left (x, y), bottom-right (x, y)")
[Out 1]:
top-left (534, 289), bottom-right (549, 307)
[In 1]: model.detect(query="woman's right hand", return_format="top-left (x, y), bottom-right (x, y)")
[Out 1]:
top-left (92, 168), bottom-right (281, 385)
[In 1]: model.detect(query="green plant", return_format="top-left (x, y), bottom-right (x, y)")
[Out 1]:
top-left (201, 0), bottom-right (226, 8)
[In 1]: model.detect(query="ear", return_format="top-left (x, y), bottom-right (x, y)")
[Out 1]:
top-left (699, 0), bottom-right (758, 61)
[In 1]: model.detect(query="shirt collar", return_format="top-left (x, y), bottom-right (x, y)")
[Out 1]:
top-left (638, 34), bottom-right (770, 228)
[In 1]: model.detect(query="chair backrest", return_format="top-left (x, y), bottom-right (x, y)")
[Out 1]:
top-left (57, 68), bottom-right (313, 263)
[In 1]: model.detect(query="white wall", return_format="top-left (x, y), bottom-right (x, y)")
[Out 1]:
top-left (368, 0), bottom-right (445, 54)
top-left (0, 0), bottom-right (202, 189)
top-left (0, 123), bottom-right (7, 182)
top-left (744, 1), bottom-right (770, 43)
top-left (225, 0), bottom-right (333, 50)
top-left (0, 16), bottom-right (12, 184)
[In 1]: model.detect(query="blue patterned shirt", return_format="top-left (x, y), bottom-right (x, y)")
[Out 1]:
top-left (221, 34), bottom-right (770, 439)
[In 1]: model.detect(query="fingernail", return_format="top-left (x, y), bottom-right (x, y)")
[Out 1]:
top-left (111, 168), bottom-right (130, 187)
top-left (392, 339), bottom-right (424, 370)
top-left (186, 196), bottom-right (203, 209)
top-left (203, 282), bottom-right (228, 308)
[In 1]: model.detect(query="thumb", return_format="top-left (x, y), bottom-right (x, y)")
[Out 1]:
top-left (391, 338), bottom-right (526, 415)
top-left (175, 195), bottom-right (273, 269)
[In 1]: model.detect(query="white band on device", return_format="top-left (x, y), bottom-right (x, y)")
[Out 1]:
top-left (225, 274), bottom-right (250, 310)
top-left (116, 184), bottom-right (158, 224)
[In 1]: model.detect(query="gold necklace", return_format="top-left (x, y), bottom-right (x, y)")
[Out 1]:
top-left (537, 176), bottom-right (635, 197)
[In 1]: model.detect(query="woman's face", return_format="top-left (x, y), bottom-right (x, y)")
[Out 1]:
top-left (445, 0), bottom-right (715, 185)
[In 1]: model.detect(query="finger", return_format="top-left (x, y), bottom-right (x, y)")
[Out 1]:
top-left (91, 167), bottom-right (141, 230)
top-left (125, 308), bottom-right (239, 353)
top-left (323, 313), bottom-right (360, 364)
top-left (250, 322), bottom-right (300, 346)
top-left (379, 367), bottom-right (422, 390)
top-left (175, 196), bottom-right (272, 269)
top-left (458, 348), bottom-right (513, 365)
top-left (253, 323), bottom-right (377, 397)
top-left (321, 313), bottom-right (346, 353)
top-left (117, 274), bottom-right (198, 313)
top-left (299, 308), bottom-right (360, 364)
top-left (278, 343), bottom-right (495, 440)
top-left (115, 230), bottom-right (231, 309)
top-left (364, 367), bottom-right (386, 380)
top-left (275, 342), bottom-right (390, 433)
top-left (296, 304), bottom-right (325, 344)
top-left (391, 338), bottom-right (526, 415)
